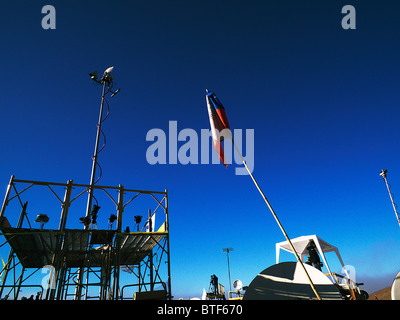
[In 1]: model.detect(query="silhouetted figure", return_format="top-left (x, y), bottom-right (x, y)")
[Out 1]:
top-left (210, 275), bottom-right (219, 295)
top-left (306, 240), bottom-right (322, 271)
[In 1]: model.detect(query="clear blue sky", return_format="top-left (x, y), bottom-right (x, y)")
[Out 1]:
top-left (1, 0), bottom-right (400, 298)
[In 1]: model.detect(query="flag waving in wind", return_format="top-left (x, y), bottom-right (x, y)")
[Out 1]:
top-left (206, 90), bottom-right (231, 167)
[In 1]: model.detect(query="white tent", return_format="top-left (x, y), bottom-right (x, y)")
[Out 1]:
top-left (275, 235), bottom-right (347, 282)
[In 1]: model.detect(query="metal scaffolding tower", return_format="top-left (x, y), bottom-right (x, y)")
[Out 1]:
top-left (0, 175), bottom-right (171, 300)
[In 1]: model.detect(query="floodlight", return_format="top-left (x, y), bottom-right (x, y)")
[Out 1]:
top-left (89, 71), bottom-right (98, 80)
top-left (134, 215), bottom-right (142, 224)
top-left (35, 214), bottom-right (49, 224)
top-left (79, 216), bottom-right (91, 228)
top-left (91, 204), bottom-right (101, 224)
top-left (104, 66), bottom-right (114, 74)
top-left (380, 169), bottom-right (388, 178)
top-left (134, 215), bottom-right (143, 231)
top-left (233, 280), bottom-right (242, 291)
top-left (35, 214), bottom-right (49, 229)
top-left (109, 214), bottom-right (117, 224)
top-left (102, 66), bottom-right (114, 83)
top-left (108, 214), bottom-right (117, 229)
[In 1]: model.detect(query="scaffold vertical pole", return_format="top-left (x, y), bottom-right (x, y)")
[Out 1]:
top-left (149, 209), bottom-right (154, 291)
top-left (0, 175), bottom-right (14, 219)
top-left (0, 200), bottom-right (27, 299)
top-left (49, 179), bottom-right (73, 300)
top-left (111, 184), bottom-right (124, 299)
top-left (165, 189), bottom-right (172, 299)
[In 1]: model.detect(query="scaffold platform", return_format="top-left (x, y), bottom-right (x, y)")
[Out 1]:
top-left (0, 221), bottom-right (167, 269)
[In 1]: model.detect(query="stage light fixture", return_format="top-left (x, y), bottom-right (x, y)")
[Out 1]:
top-left (109, 214), bottom-right (117, 224)
top-left (134, 215), bottom-right (143, 231)
top-left (134, 215), bottom-right (142, 224)
top-left (79, 216), bottom-right (91, 228)
top-left (89, 71), bottom-right (98, 80)
top-left (34, 214), bottom-right (49, 229)
top-left (108, 214), bottom-right (117, 229)
top-left (91, 204), bottom-right (101, 224)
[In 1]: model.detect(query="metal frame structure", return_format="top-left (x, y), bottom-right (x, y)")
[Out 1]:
top-left (0, 175), bottom-right (171, 300)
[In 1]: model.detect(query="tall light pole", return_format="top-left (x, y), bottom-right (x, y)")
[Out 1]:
top-left (74, 67), bottom-right (120, 299)
top-left (222, 247), bottom-right (233, 292)
top-left (84, 67), bottom-right (120, 228)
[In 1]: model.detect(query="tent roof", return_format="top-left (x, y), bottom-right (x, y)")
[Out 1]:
top-left (275, 235), bottom-right (345, 270)
top-left (276, 235), bottom-right (337, 257)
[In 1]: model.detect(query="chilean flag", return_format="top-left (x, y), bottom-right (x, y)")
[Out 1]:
top-left (206, 90), bottom-right (231, 167)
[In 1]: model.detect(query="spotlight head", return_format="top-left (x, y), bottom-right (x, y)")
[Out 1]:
top-left (91, 204), bottom-right (101, 215)
top-left (34, 214), bottom-right (49, 224)
top-left (89, 71), bottom-right (98, 80)
top-left (104, 66), bottom-right (114, 74)
top-left (109, 214), bottom-right (117, 224)
top-left (79, 216), bottom-right (91, 227)
top-left (134, 215), bottom-right (142, 224)
top-left (91, 204), bottom-right (100, 224)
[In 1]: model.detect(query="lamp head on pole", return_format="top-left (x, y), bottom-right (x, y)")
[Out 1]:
top-left (102, 66), bottom-right (114, 83)
top-left (104, 66), bottom-right (114, 74)
top-left (89, 66), bottom-right (120, 97)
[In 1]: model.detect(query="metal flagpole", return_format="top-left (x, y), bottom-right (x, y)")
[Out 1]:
top-left (229, 136), bottom-right (322, 300)
top-left (380, 169), bottom-right (400, 227)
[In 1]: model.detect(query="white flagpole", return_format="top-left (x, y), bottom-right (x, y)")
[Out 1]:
top-left (230, 136), bottom-right (322, 300)
top-left (380, 170), bottom-right (400, 228)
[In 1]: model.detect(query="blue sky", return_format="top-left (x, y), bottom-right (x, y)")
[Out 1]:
top-left (1, 0), bottom-right (400, 298)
